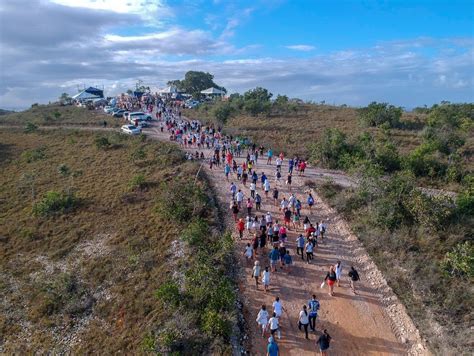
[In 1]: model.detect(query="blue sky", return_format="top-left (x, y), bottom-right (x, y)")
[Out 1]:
top-left (0, 0), bottom-right (473, 109)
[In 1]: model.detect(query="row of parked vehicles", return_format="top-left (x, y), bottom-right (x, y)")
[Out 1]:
top-left (103, 106), bottom-right (153, 135)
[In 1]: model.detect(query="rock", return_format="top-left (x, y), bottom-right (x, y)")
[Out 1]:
top-left (401, 337), bottom-right (407, 344)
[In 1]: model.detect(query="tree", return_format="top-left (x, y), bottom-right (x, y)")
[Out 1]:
top-left (242, 87), bottom-right (272, 116)
top-left (358, 102), bottom-right (402, 128)
top-left (167, 71), bottom-right (226, 98)
top-left (213, 103), bottom-right (233, 125)
top-left (310, 128), bottom-right (350, 169)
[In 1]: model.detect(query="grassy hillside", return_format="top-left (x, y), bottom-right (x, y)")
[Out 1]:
top-left (0, 104), bottom-right (119, 127)
top-left (0, 128), bottom-right (236, 353)
top-left (185, 104), bottom-right (425, 157)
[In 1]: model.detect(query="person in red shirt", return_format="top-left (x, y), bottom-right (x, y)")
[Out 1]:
top-left (299, 161), bottom-right (307, 176)
top-left (306, 224), bottom-right (316, 238)
top-left (237, 218), bottom-right (245, 239)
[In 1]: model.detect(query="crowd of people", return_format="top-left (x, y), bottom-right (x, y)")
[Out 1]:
top-left (121, 96), bottom-right (363, 355)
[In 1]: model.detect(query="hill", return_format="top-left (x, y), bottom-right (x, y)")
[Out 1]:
top-left (0, 127), bottom-right (236, 353)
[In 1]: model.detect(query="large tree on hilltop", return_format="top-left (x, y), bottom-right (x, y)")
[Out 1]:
top-left (167, 71), bottom-right (226, 98)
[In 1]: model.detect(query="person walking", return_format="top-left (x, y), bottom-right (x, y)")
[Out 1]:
top-left (305, 239), bottom-right (314, 264)
top-left (296, 234), bottom-right (305, 259)
top-left (252, 260), bottom-right (261, 289)
top-left (244, 242), bottom-right (253, 261)
top-left (348, 266), bottom-right (360, 294)
top-left (264, 179), bottom-right (271, 198)
top-left (269, 246), bottom-right (280, 272)
top-left (317, 329), bottom-right (332, 355)
top-left (256, 305), bottom-right (269, 337)
top-left (308, 295), bottom-right (320, 331)
top-left (247, 198), bottom-right (253, 216)
top-left (255, 193), bottom-right (262, 211)
top-left (250, 181), bottom-right (256, 199)
top-left (298, 305), bottom-right (310, 339)
top-left (307, 193), bottom-right (315, 212)
top-left (272, 187), bottom-right (279, 206)
top-left (231, 200), bottom-right (239, 222)
top-left (236, 218), bottom-right (245, 239)
top-left (268, 312), bottom-right (281, 339)
top-left (335, 261), bottom-right (343, 287)
top-left (324, 266), bottom-right (337, 296)
top-left (262, 266), bottom-right (271, 292)
top-left (266, 336), bottom-right (279, 356)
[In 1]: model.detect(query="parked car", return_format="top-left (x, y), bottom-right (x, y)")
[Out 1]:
top-left (113, 109), bottom-right (127, 118)
top-left (121, 125), bottom-right (141, 135)
top-left (134, 117), bottom-right (150, 127)
top-left (103, 106), bottom-right (115, 113)
top-left (127, 112), bottom-right (152, 122)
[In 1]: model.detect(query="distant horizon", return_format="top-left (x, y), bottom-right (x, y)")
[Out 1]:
top-left (1, 0), bottom-right (473, 109)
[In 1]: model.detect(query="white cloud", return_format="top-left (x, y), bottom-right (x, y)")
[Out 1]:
top-left (286, 45), bottom-right (315, 52)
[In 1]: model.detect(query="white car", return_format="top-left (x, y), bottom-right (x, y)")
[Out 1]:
top-left (104, 106), bottom-right (115, 114)
top-left (127, 112), bottom-right (152, 122)
top-left (121, 125), bottom-right (141, 135)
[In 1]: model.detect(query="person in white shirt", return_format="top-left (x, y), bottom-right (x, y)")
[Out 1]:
top-left (272, 296), bottom-right (285, 319)
top-left (250, 182), bottom-right (256, 199)
top-left (236, 190), bottom-right (244, 209)
top-left (265, 212), bottom-right (273, 226)
top-left (252, 261), bottom-right (261, 289)
top-left (335, 261), bottom-right (343, 287)
top-left (262, 266), bottom-right (271, 292)
top-left (298, 305), bottom-right (310, 339)
top-left (264, 179), bottom-right (271, 197)
top-left (244, 243), bottom-right (253, 260)
top-left (280, 198), bottom-right (289, 211)
top-left (268, 312), bottom-right (281, 339)
top-left (256, 305), bottom-right (269, 337)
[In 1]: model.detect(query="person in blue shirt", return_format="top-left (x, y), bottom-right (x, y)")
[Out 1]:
top-left (308, 294), bottom-right (320, 331)
top-left (269, 246), bottom-right (280, 272)
top-left (296, 234), bottom-right (305, 259)
top-left (267, 336), bottom-right (279, 356)
top-left (252, 171), bottom-right (259, 184)
top-left (267, 149), bottom-right (273, 164)
top-left (261, 172), bottom-right (267, 188)
top-left (288, 158), bottom-right (294, 174)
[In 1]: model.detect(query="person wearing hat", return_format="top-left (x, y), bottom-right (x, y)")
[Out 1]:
top-left (267, 336), bottom-right (279, 356)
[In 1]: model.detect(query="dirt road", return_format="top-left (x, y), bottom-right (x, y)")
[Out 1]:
top-left (143, 126), bottom-right (427, 355)
top-left (1, 123), bottom-right (427, 354)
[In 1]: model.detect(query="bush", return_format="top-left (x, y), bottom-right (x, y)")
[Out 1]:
top-left (95, 136), bottom-right (110, 150)
top-left (24, 122), bottom-right (38, 133)
top-left (155, 281), bottom-right (181, 307)
top-left (213, 103), bottom-right (233, 125)
top-left (156, 182), bottom-right (207, 222)
top-left (442, 241), bottom-right (474, 278)
top-left (57, 164), bottom-right (71, 177)
top-left (181, 219), bottom-right (209, 246)
top-left (128, 174), bottom-right (146, 190)
top-left (33, 190), bottom-right (79, 216)
top-left (358, 102), bottom-right (402, 128)
top-left (310, 128), bottom-right (350, 169)
top-left (201, 309), bottom-right (232, 339)
top-left (21, 147), bottom-right (46, 163)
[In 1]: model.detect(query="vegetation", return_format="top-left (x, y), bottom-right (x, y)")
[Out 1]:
top-left (317, 167), bottom-right (472, 354)
top-left (0, 104), bottom-right (119, 127)
top-left (0, 128), bottom-right (235, 353)
top-left (168, 71), bottom-right (226, 99)
top-left (358, 101), bottom-right (402, 128)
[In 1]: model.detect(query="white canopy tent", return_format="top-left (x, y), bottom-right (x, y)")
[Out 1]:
top-left (72, 90), bottom-right (101, 101)
top-left (200, 87), bottom-right (225, 95)
top-left (158, 85), bottom-right (178, 94)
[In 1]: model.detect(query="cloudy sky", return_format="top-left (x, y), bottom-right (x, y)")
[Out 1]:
top-left (0, 0), bottom-right (473, 110)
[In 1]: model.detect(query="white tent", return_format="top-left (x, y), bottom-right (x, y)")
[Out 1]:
top-left (201, 87), bottom-right (225, 95)
top-left (158, 85), bottom-right (178, 94)
top-left (72, 90), bottom-right (101, 101)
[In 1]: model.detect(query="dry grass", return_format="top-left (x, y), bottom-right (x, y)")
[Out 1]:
top-left (185, 104), bottom-right (426, 158)
top-left (0, 104), bottom-right (120, 127)
top-left (0, 128), bottom-right (202, 353)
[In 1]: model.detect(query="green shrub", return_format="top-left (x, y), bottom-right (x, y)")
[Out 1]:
top-left (456, 176), bottom-right (474, 216)
top-left (213, 103), bottom-right (233, 125)
top-left (156, 182), bottom-right (207, 222)
top-left (358, 102), bottom-right (402, 128)
top-left (141, 334), bottom-right (157, 352)
top-left (24, 122), bottom-right (38, 133)
top-left (201, 309), bottom-right (232, 339)
top-left (155, 281), bottom-right (181, 307)
top-left (128, 174), bottom-right (146, 190)
top-left (310, 128), bottom-right (350, 169)
top-left (21, 147), bottom-right (46, 163)
top-left (95, 136), bottom-right (110, 150)
top-left (442, 241), bottom-right (474, 278)
top-left (57, 164), bottom-right (71, 177)
top-left (33, 190), bottom-right (79, 216)
top-left (181, 219), bottom-right (209, 246)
